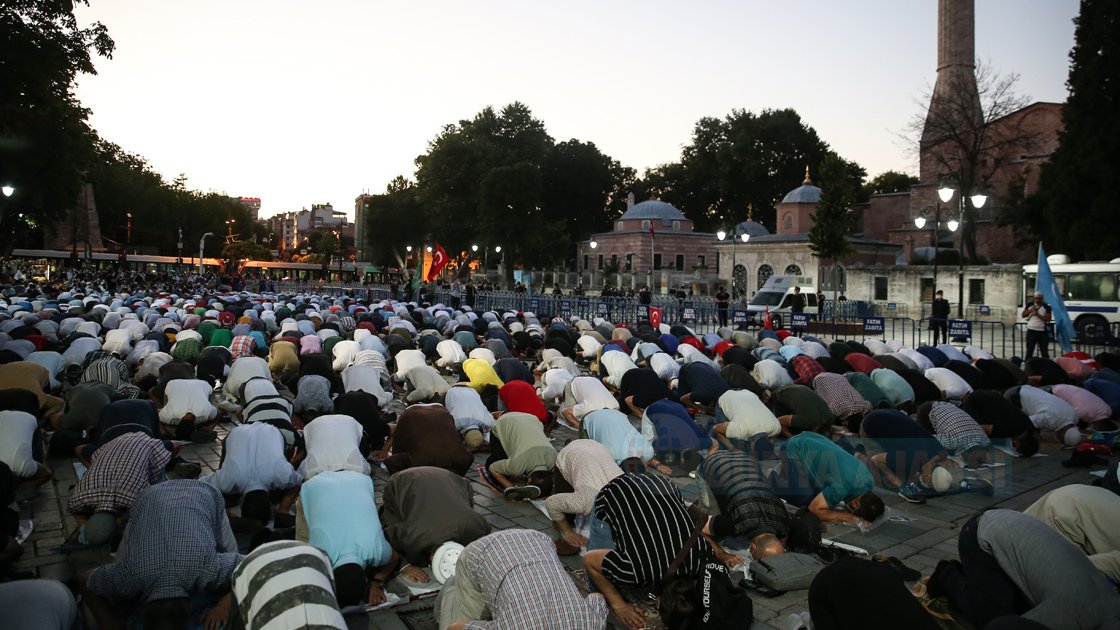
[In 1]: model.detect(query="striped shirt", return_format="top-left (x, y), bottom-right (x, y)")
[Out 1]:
top-left (545, 440), bottom-right (623, 521)
top-left (926, 402), bottom-right (990, 453)
top-left (461, 529), bottom-right (609, 630)
top-left (699, 451), bottom-right (790, 539)
top-left (232, 540), bottom-right (346, 630)
top-left (594, 474), bottom-right (711, 588)
top-left (812, 372), bottom-right (873, 419)
top-left (240, 377), bottom-right (294, 428)
top-left (68, 432), bottom-right (172, 515)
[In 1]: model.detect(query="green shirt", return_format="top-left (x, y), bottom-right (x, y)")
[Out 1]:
top-left (491, 412), bottom-right (556, 476)
top-left (785, 432), bottom-right (873, 507)
top-left (845, 372), bottom-right (890, 408)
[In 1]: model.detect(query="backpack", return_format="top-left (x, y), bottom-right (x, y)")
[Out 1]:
top-left (750, 552), bottom-right (825, 592)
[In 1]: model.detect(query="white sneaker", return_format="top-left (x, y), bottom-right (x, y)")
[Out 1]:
top-left (787, 613), bottom-right (807, 630)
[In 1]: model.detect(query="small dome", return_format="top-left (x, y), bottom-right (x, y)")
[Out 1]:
top-left (781, 165), bottom-right (822, 204)
top-left (619, 200), bottom-right (687, 222)
top-left (734, 220), bottom-right (770, 237)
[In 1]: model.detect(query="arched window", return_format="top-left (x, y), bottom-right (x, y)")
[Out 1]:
top-left (784, 264), bottom-right (802, 275)
top-left (783, 213), bottom-right (793, 229)
top-left (757, 264), bottom-right (774, 288)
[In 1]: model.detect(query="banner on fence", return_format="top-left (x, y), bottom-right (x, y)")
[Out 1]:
top-left (887, 303), bottom-right (897, 311)
top-left (949, 319), bottom-right (972, 339)
top-left (597, 302), bottom-right (609, 316)
top-left (791, 313), bottom-right (810, 329)
top-left (732, 309), bottom-right (749, 325)
top-left (682, 307), bottom-right (696, 322)
top-left (863, 317), bottom-right (885, 335)
top-left (529, 297), bottom-right (540, 313)
top-left (560, 300), bottom-right (573, 316)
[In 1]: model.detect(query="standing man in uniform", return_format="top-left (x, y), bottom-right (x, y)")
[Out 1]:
top-left (1022, 291), bottom-right (1052, 359)
top-left (790, 286), bottom-right (806, 335)
top-left (715, 286), bottom-right (730, 328)
top-left (930, 289), bottom-right (950, 345)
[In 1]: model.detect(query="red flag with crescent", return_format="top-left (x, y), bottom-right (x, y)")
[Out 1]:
top-left (764, 306), bottom-right (773, 329)
top-left (426, 244), bottom-right (449, 281)
top-left (649, 306), bottom-right (663, 330)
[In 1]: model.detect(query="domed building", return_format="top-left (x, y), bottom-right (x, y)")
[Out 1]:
top-left (576, 197), bottom-right (723, 294)
top-left (714, 167), bottom-right (900, 300)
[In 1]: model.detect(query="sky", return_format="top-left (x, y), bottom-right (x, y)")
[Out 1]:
top-left (72, 0), bottom-right (1079, 220)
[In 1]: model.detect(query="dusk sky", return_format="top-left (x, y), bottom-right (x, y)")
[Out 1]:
top-left (72, 1), bottom-right (1079, 220)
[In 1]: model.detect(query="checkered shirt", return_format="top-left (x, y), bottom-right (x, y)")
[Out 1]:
top-left (812, 372), bottom-right (873, 419)
top-left (789, 354), bottom-right (825, 386)
top-left (229, 334), bottom-right (257, 360)
top-left (928, 401), bottom-right (991, 453)
top-left (700, 451), bottom-right (790, 539)
top-left (68, 432), bottom-right (172, 514)
top-left (461, 529), bottom-right (608, 630)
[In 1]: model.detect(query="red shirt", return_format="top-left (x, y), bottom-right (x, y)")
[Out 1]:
top-left (499, 380), bottom-right (548, 423)
top-left (843, 352), bottom-right (884, 375)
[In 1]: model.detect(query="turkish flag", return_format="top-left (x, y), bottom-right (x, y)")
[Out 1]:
top-left (764, 306), bottom-right (773, 329)
top-left (426, 243), bottom-right (449, 281)
top-left (649, 306), bottom-right (663, 330)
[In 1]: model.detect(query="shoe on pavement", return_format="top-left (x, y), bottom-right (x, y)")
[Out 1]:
top-left (959, 477), bottom-right (994, 494)
top-left (787, 612), bottom-right (808, 630)
top-left (503, 485), bottom-right (541, 501)
top-left (898, 482), bottom-right (929, 504)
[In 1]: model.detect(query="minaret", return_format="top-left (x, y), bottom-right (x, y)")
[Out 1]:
top-left (921, 0), bottom-right (982, 147)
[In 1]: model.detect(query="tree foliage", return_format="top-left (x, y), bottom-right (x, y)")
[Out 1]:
top-left (362, 177), bottom-right (425, 269)
top-left (221, 240), bottom-right (271, 267)
top-left (1010, 0), bottom-right (1120, 259)
top-left (0, 0), bottom-right (115, 231)
top-left (808, 155), bottom-right (862, 262)
top-left (639, 109), bottom-right (846, 233)
top-left (906, 62), bottom-right (1041, 263)
top-left (863, 171), bottom-right (918, 197)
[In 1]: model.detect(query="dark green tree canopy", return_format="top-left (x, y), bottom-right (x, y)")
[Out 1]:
top-left (808, 155), bottom-right (863, 262)
top-left (1010, 0), bottom-right (1119, 259)
top-left (863, 171), bottom-right (918, 197)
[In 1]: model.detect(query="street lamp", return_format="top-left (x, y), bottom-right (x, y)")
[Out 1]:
top-left (225, 219), bottom-right (235, 240)
top-left (938, 186), bottom-right (989, 317)
top-left (126, 212), bottom-right (132, 251)
top-left (199, 232), bottom-right (214, 274)
top-left (717, 228), bottom-right (750, 299)
top-left (1, 185), bottom-right (12, 197)
top-left (177, 227), bottom-right (184, 270)
top-left (914, 186), bottom-right (960, 305)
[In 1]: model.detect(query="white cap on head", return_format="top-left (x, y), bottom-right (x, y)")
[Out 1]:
top-left (930, 466), bottom-right (954, 493)
top-left (1062, 426), bottom-right (1083, 446)
top-left (431, 541), bottom-right (466, 584)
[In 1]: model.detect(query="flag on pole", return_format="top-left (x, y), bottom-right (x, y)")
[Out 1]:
top-left (411, 247), bottom-right (425, 290)
top-left (1035, 244), bottom-right (1075, 352)
top-left (764, 306), bottom-right (773, 329)
top-left (649, 223), bottom-right (655, 239)
top-left (649, 306), bottom-right (663, 330)
top-left (426, 243), bottom-right (449, 281)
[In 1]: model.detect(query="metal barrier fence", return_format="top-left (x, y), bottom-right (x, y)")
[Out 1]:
top-left (1010, 322), bottom-right (1120, 360)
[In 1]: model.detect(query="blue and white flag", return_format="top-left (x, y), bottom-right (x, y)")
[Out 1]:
top-left (1035, 244), bottom-right (1075, 352)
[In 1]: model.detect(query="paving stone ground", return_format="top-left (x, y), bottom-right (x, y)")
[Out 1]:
top-left (14, 408), bottom-right (1103, 630)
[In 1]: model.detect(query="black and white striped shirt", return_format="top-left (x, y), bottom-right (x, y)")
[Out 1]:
top-left (594, 474), bottom-right (711, 588)
top-left (232, 540), bottom-right (346, 630)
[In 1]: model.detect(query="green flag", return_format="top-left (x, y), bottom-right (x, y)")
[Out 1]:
top-left (411, 248), bottom-right (425, 289)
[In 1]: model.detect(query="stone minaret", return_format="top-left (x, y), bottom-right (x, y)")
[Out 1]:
top-left (921, 0), bottom-right (982, 148)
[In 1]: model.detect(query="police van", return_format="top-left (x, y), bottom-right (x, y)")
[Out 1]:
top-left (745, 275), bottom-right (818, 329)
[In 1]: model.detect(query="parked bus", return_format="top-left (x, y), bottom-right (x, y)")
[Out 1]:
top-left (1022, 257), bottom-right (1120, 338)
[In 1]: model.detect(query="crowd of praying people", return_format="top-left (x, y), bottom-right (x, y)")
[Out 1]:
top-left (0, 274), bottom-right (1119, 630)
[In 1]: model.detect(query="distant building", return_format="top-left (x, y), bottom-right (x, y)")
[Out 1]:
top-left (354, 193), bottom-right (373, 262)
top-left (238, 197), bottom-right (261, 221)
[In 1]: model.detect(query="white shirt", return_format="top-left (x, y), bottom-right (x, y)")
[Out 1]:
top-left (577, 336), bottom-right (602, 360)
top-left (600, 350), bottom-right (637, 388)
top-left (863, 339), bottom-right (889, 356)
top-left (467, 347), bottom-right (497, 366)
top-left (564, 376), bottom-right (619, 421)
top-left (435, 340), bottom-right (467, 368)
top-left (341, 365), bottom-right (392, 409)
top-left (202, 422), bottom-right (303, 494)
top-left (159, 379), bottom-right (218, 425)
top-left (405, 365), bottom-right (450, 401)
top-left (224, 357), bottom-right (271, 402)
top-left (924, 367), bottom-right (974, 400)
top-left (102, 328), bottom-right (133, 356)
top-left (752, 359), bottom-right (793, 390)
top-left (900, 348), bottom-right (935, 372)
top-left (444, 386), bottom-right (495, 432)
top-left (392, 349), bottom-right (427, 383)
top-left (800, 341), bottom-right (830, 360)
top-left (717, 389), bottom-right (781, 439)
top-left (1026, 304), bottom-right (1050, 331)
top-left (649, 353), bottom-right (681, 382)
top-left (540, 368), bottom-right (575, 402)
top-left (964, 345), bottom-right (994, 361)
top-left (537, 352), bottom-right (580, 377)
top-left (330, 340), bottom-right (361, 372)
top-left (1019, 384), bottom-right (1079, 431)
top-left (0, 410), bottom-right (38, 477)
top-left (297, 414), bottom-right (370, 479)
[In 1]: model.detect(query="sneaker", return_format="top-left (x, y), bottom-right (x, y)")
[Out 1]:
top-left (958, 477), bottom-right (994, 495)
top-left (898, 482), bottom-right (929, 504)
top-left (503, 485), bottom-right (541, 501)
top-left (786, 612), bottom-right (808, 630)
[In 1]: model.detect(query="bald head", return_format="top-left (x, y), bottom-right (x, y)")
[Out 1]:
top-left (751, 533), bottom-right (786, 560)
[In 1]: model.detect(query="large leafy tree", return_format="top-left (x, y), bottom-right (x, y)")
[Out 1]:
top-left (1011, 0), bottom-right (1119, 259)
top-left (641, 109), bottom-right (838, 232)
top-left (809, 155), bottom-right (863, 310)
top-left (863, 171), bottom-right (917, 197)
top-left (0, 0), bottom-right (115, 233)
top-left (362, 176), bottom-right (425, 269)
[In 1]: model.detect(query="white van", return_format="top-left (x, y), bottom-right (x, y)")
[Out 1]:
top-left (745, 275), bottom-right (818, 328)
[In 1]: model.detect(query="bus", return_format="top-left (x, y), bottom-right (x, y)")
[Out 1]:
top-left (1022, 257), bottom-right (1120, 338)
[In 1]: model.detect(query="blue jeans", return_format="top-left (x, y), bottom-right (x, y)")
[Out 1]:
top-left (586, 512), bottom-right (615, 594)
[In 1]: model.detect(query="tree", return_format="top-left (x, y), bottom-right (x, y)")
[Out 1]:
top-left (0, 1), bottom-right (115, 233)
top-left (639, 109), bottom-right (841, 233)
top-left (906, 61), bottom-right (1043, 263)
top-left (363, 177), bottom-right (425, 269)
top-left (1011, 0), bottom-right (1120, 259)
top-left (863, 171), bottom-right (918, 197)
top-left (809, 155), bottom-right (862, 328)
top-left (221, 240), bottom-right (270, 272)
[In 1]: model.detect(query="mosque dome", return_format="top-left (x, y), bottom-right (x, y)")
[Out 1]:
top-left (619, 200), bottom-right (688, 222)
top-left (733, 220), bottom-right (770, 237)
top-left (781, 165), bottom-right (822, 204)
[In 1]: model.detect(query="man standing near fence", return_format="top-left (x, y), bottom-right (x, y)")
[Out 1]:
top-left (790, 286), bottom-right (806, 335)
top-left (1022, 291), bottom-right (1052, 359)
top-left (715, 286), bottom-right (730, 327)
top-left (930, 289), bottom-right (950, 344)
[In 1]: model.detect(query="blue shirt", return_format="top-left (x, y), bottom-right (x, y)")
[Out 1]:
top-left (583, 409), bottom-right (654, 464)
top-left (301, 470), bottom-right (391, 569)
top-left (785, 432), bottom-right (873, 508)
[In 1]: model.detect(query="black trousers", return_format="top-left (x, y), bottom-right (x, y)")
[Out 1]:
top-left (931, 515), bottom-right (1030, 627)
top-left (484, 432), bottom-right (507, 471)
top-left (1025, 329), bottom-right (1049, 359)
top-left (930, 318), bottom-right (948, 344)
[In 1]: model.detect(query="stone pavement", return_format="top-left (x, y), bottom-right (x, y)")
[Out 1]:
top-left (12, 412), bottom-right (1104, 630)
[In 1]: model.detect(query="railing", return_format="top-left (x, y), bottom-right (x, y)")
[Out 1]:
top-left (1010, 322), bottom-right (1120, 360)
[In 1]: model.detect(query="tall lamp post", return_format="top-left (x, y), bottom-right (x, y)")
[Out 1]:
top-left (177, 228), bottom-right (184, 270)
top-left (937, 186), bottom-right (989, 317)
top-left (716, 228), bottom-right (751, 299)
top-left (588, 239), bottom-right (598, 288)
top-left (199, 232), bottom-right (214, 275)
top-left (914, 186), bottom-right (959, 306)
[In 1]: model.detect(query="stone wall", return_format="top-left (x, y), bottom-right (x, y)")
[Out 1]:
top-left (844, 263), bottom-right (1024, 324)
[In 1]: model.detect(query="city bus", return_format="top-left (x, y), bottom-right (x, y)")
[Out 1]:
top-left (1022, 257), bottom-right (1120, 338)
